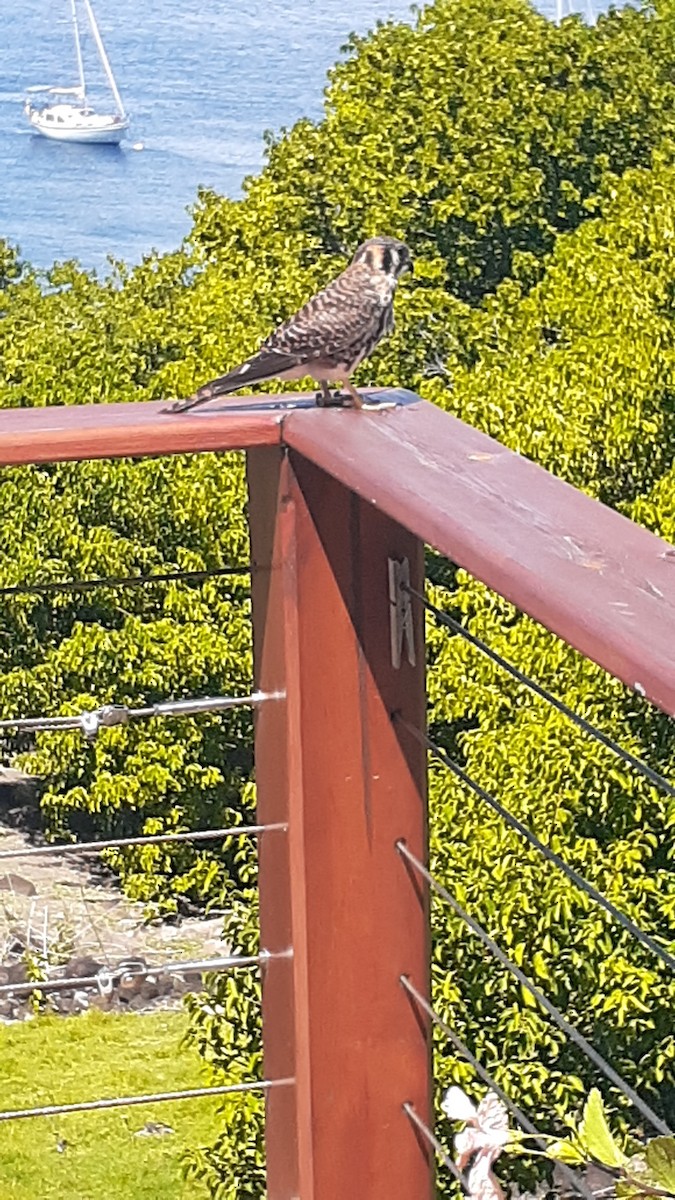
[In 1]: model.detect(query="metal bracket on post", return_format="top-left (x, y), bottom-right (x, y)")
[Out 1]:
top-left (388, 557), bottom-right (416, 669)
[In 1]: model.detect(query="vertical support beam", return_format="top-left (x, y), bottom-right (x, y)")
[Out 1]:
top-left (247, 446), bottom-right (303, 1199)
top-left (248, 446), bottom-right (431, 1200)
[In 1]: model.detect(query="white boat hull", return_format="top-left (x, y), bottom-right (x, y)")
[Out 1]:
top-left (24, 1), bottom-right (129, 148)
top-left (26, 104), bottom-right (128, 145)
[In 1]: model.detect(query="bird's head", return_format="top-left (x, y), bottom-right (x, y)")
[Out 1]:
top-left (352, 236), bottom-right (412, 281)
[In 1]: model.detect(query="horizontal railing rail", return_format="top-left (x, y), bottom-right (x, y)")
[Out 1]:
top-left (4, 389), bottom-right (674, 712)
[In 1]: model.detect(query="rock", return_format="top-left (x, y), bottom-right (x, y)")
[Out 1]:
top-left (182, 971), bottom-right (205, 993)
top-left (0, 768), bottom-right (34, 785)
top-left (139, 976), bottom-right (160, 1002)
top-left (171, 973), bottom-right (196, 996)
top-left (50, 993), bottom-right (75, 1015)
top-left (0, 873), bottom-right (36, 896)
top-left (61, 955), bottom-right (104, 979)
top-left (6, 961), bottom-right (28, 985)
top-left (89, 991), bottom-right (113, 1012)
top-left (134, 1121), bottom-right (174, 1138)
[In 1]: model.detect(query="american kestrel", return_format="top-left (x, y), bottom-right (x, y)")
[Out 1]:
top-left (168, 236), bottom-right (412, 413)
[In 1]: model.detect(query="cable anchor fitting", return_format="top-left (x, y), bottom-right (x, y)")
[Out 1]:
top-left (78, 704), bottom-right (130, 741)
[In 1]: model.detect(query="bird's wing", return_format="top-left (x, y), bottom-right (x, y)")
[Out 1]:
top-left (266, 268), bottom-right (384, 363)
top-left (205, 347), bottom-right (304, 395)
top-left (168, 347), bottom-right (306, 411)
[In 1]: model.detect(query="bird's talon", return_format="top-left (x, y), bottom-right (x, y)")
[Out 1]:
top-left (315, 389), bottom-right (350, 408)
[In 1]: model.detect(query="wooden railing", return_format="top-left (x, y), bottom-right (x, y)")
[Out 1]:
top-left (1, 387), bottom-right (674, 1200)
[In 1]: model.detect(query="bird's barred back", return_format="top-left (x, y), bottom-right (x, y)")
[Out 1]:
top-left (265, 261), bottom-right (396, 366)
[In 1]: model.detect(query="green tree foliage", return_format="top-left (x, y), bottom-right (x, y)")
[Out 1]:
top-left (1, 0), bottom-right (675, 1194)
top-left (182, 892), bottom-right (264, 1199)
top-left (186, 0), bottom-right (675, 304)
top-left (420, 156), bottom-right (675, 1176)
top-left (0, 452), bottom-right (253, 910)
top-left (547, 1087), bottom-right (675, 1194)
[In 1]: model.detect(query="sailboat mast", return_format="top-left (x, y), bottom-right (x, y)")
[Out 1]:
top-left (81, 0), bottom-right (126, 117)
top-left (71, 0), bottom-right (86, 99)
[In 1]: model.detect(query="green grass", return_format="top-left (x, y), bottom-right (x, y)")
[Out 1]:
top-left (0, 1008), bottom-right (221, 1198)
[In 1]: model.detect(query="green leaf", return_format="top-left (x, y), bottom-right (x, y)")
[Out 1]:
top-left (548, 1139), bottom-right (588, 1166)
top-left (579, 1090), bottom-right (629, 1168)
top-left (645, 1138), bottom-right (675, 1194)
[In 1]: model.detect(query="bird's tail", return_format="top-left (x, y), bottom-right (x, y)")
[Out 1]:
top-left (168, 349), bottom-right (303, 413)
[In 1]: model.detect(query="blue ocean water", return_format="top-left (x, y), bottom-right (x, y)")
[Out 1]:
top-left (0, 0), bottom-right (617, 270)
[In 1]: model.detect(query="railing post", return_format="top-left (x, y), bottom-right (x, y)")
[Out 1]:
top-left (248, 445), bottom-right (432, 1200)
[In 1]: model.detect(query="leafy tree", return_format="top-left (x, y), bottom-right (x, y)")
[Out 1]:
top-left (1, 0), bottom-right (675, 1194)
top-left (0, 452), bottom-right (253, 910)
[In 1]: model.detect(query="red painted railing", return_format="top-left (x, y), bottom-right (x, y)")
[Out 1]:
top-left (1, 387), bottom-right (673, 1199)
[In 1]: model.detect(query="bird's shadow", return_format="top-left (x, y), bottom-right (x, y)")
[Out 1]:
top-left (161, 390), bottom-right (417, 416)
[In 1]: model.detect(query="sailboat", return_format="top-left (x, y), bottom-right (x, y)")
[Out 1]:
top-left (24, 0), bottom-right (129, 145)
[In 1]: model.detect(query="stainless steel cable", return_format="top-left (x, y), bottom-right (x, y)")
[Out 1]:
top-left (399, 975), bottom-right (595, 1200)
top-left (0, 952), bottom-right (273, 999)
top-left (0, 1078), bottom-right (293, 1122)
top-left (403, 1101), bottom-right (467, 1188)
top-left (396, 841), bottom-right (671, 1137)
top-left (396, 715), bottom-right (675, 973)
top-left (0, 690), bottom-right (278, 739)
top-left (0, 565), bottom-right (250, 600)
top-left (0, 822), bottom-right (286, 862)
top-left (408, 584), bottom-right (675, 800)
top-left (401, 975), bottom-right (548, 1134)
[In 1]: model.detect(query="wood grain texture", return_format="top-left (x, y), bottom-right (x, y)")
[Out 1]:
top-left (5, 386), bottom-right (674, 717)
top-left (0, 396), bottom-right (286, 464)
top-left (289, 453), bottom-right (431, 1200)
top-left (283, 395), bottom-right (675, 716)
top-left (0, 389), bottom-right (407, 466)
top-left (248, 448), bottom-right (305, 1200)
top-left (249, 446), bottom-right (432, 1200)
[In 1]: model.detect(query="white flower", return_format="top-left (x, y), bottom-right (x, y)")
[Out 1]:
top-left (442, 1085), bottom-right (479, 1123)
top-left (443, 1087), bottom-right (511, 1200)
